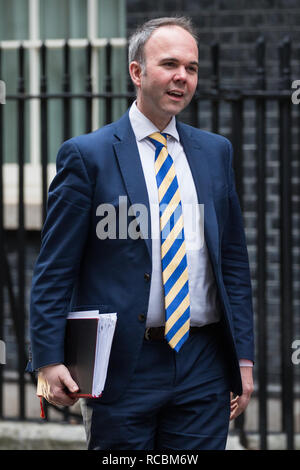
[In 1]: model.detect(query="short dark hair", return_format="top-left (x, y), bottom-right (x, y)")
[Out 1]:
top-left (128, 16), bottom-right (198, 71)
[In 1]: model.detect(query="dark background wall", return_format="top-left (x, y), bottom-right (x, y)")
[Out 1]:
top-left (127, 0), bottom-right (300, 88)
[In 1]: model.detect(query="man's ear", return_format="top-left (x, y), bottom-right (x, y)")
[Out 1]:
top-left (129, 61), bottom-right (142, 89)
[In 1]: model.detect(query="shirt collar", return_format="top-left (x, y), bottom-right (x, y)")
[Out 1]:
top-left (129, 101), bottom-right (179, 143)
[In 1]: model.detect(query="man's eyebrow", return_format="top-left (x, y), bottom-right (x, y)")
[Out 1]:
top-left (160, 57), bottom-right (199, 68)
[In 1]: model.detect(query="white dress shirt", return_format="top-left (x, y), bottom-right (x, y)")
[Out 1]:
top-left (129, 102), bottom-right (221, 328)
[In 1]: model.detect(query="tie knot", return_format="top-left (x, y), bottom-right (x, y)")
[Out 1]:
top-left (148, 132), bottom-right (168, 149)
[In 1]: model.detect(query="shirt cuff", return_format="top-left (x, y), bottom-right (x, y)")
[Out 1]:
top-left (239, 359), bottom-right (254, 367)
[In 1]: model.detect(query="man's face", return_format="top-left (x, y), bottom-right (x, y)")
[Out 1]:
top-left (130, 25), bottom-right (199, 130)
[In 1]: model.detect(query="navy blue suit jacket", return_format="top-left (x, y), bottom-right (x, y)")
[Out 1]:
top-left (28, 111), bottom-right (254, 399)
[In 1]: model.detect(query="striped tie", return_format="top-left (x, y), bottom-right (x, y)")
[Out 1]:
top-left (149, 132), bottom-right (190, 352)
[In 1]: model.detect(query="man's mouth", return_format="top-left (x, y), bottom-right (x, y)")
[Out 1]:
top-left (166, 90), bottom-right (185, 99)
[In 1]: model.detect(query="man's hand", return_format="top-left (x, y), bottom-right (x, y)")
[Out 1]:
top-left (230, 366), bottom-right (254, 420)
top-left (37, 364), bottom-right (79, 407)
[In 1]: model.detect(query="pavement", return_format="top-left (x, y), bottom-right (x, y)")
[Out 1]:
top-left (1, 377), bottom-right (299, 451)
top-left (0, 421), bottom-right (248, 450)
top-left (1, 420), bottom-right (300, 450)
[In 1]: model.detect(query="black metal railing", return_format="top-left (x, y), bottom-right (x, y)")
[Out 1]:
top-left (0, 37), bottom-right (299, 449)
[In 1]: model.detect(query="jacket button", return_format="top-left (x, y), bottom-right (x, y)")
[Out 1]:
top-left (144, 273), bottom-right (150, 282)
top-left (138, 314), bottom-right (146, 322)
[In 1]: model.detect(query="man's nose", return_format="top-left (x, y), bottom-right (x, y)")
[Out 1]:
top-left (173, 66), bottom-right (187, 82)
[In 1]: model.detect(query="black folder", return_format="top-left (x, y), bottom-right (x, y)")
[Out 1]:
top-left (65, 311), bottom-right (117, 398)
top-left (37, 310), bottom-right (117, 400)
top-left (64, 317), bottom-right (100, 397)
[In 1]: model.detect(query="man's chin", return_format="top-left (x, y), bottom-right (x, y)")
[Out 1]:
top-left (164, 95), bottom-right (191, 113)
top-left (165, 102), bottom-right (188, 117)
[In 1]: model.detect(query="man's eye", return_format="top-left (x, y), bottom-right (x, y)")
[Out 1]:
top-left (187, 66), bottom-right (198, 73)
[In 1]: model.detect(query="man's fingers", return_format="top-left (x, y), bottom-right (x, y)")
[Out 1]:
top-left (52, 371), bottom-right (79, 405)
top-left (47, 387), bottom-right (78, 406)
top-left (231, 401), bottom-right (238, 411)
top-left (38, 364), bottom-right (79, 407)
top-left (230, 408), bottom-right (240, 420)
top-left (59, 371), bottom-right (79, 394)
top-left (230, 393), bottom-right (251, 420)
top-left (230, 395), bottom-right (239, 404)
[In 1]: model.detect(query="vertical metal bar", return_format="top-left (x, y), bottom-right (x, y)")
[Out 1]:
top-left (230, 91), bottom-right (246, 443)
top-left (211, 42), bottom-right (219, 133)
top-left (230, 87), bottom-right (245, 444)
top-left (85, 41), bottom-right (92, 133)
top-left (17, 44), bottom-right (26, 420)
top-left (278, 36), bottom-right (294, 450)
top-left (230, 96), bottom-right (244, 209)
top-left (40, 42), bottom-right (48, 223)
top-left (0, 46), bottom-right (4, 418)
top-left (255, 35), bottom-right (268, 450)
top-left (60, 37), bottom-right (70, 425)
top-left (63, 41), bottom-right (71, 141)
top-left (39, 42), bottom-right (50, 421)
top-left (105, 41), bottom-right (112, 125)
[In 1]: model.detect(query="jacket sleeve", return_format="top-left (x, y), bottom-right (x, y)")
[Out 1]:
top-left (221, 140), bottom-right (255, 362)
top-left (29, 139), bottom-right (93, 370)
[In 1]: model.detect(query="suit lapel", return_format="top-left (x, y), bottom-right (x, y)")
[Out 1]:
top-left (112, 113), bottom-right (152, 258)
top-left (111, 113), bottom-right (220, 266)
top-left (177, 122), bottom-right (220, 267)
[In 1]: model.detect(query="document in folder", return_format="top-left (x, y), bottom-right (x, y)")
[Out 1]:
top-left (64, 310), bottom-right (117, 398)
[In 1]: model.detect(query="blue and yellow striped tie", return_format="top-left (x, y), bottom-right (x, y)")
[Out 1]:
top-left (149, 132), bottom-right (190, 352)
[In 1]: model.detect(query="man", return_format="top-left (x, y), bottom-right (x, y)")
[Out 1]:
top-left (28, 17), bottom-right (254, 450)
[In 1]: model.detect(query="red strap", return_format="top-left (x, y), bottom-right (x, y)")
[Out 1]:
top-left (39, 396), bottom-right (45, 419)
